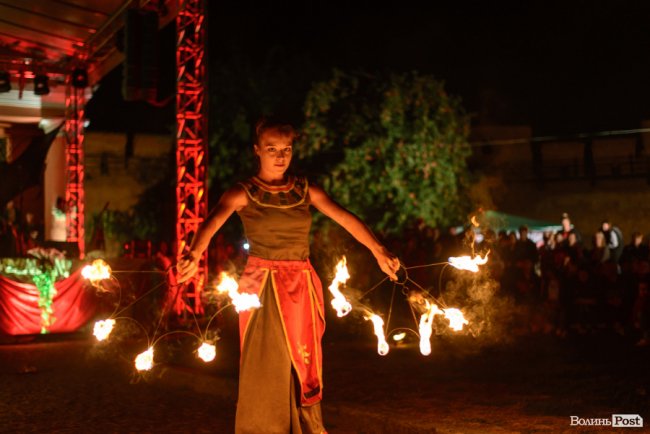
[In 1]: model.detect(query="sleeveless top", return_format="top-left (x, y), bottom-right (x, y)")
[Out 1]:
top-left (237, 175), bottom-right (311, 261)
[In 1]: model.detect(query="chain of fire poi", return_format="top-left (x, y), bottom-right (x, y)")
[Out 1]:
top-left (81, 249), bottom-right (488, 371)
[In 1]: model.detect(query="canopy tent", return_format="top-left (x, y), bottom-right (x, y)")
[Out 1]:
top-left (466, 210), bottom-right (563, 244)
top-left (481, 210), bottom-right (563, 234)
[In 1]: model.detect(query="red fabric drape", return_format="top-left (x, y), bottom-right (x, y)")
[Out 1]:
top-left (0, 269), bottom-right (97, 335)
top-left (238, 256), bottom-right (326, 406)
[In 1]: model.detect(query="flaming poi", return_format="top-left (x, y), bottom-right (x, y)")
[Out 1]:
top-left (328, 257), bottom-right (353, 317)
top-left (448, 252), bottom-right (489, 272)
top-left (93, 319), bottom-right (115, 342)
top-left (81, 259), bottom-right (112, 284)
top-left (419, 301), bottom-right (443, 356)
top-left (392, 332), bottom-right (406, 342)
top-left (197, 342), bottom-right (216, 362)
top-left (135, 347), bottom-right (154, 371)
top-left (216, 272), bottom-right (261, 313)
top-left (366, 314), bottom-right (389, 356)
top-left (443, 308), bottom-right (469, 331)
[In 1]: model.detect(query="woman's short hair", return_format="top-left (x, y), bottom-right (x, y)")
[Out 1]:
top-left (254, 116), bottom-right (298, 144)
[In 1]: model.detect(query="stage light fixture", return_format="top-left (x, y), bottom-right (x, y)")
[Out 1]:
top-left (71, 68), bottom-right (88, 88)
top-left (34, 74), bottom-right (49, 95)
top-left (0, 71), bottom-right (10, 93)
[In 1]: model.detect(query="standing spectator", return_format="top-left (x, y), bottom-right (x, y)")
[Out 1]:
top-left (439, 226), bottom-right (460, 259)
top-left (20, 211), bottom-right (41, 254)
top-left (50, 197), bottom-right (67, 244)
top-left (565, 232), bottom-right (584, 265)
top-left (560, 212), bottom-right (582, 245)
top-left (1, 200), bottom-right (20, 257)
top-left (590, 231), bottom-right (610, 264)
top-left (514, 225), bottom-right (539, 264)
top-left (620, 232), bottom-right (649, 264)
top-left (601, 219), bottom-right (624, 264)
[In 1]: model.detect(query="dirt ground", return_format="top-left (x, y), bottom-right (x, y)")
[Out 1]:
top-left (0, 336), bottom-right (235, 433)
top-left (153, 310), bottom-right (650, 434)
top-left (320, 334), bottom-right (649, 433)
top-left (1, 311), bottom-right (648, 433)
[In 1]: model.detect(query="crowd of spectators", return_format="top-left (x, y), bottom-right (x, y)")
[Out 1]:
top-left (395, 214), bottom-right (650, 346)
top-left (2, 197), bottom-right (649, 346)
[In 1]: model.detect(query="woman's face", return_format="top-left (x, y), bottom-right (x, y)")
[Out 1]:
top-left (254, 128), bottom-right (293, 177)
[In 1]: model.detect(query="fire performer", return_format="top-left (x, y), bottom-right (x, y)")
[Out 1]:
top-left (177, 117), bottom-right (399, 434)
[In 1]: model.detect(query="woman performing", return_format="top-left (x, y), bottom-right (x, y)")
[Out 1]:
top-left (177, 118), bottom-right (400, 434)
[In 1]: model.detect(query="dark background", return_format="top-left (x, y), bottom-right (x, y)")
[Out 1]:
top-left (87, 1), bottom-right (650, 136)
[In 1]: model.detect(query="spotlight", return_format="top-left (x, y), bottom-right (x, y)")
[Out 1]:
top-left (0, 72), bottom-right (10, 93)
top-left (71, 68), bottom-right (88, 88)
top-left (34, 74), bottom-right (49, 95)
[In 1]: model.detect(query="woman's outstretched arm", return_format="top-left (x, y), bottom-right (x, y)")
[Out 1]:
top-left (309, 184), bottom-right (400, 280)
top-left (176, 186), bottom-right (248, 283)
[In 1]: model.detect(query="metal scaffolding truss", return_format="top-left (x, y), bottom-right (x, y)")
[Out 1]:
top-left (174, 0), bottom-right (207, 315)
top-left (64, 78), bottom-right (86, 259)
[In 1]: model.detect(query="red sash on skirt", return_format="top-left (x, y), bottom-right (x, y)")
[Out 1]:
top-left (238, 256), bottom-right (326, 406)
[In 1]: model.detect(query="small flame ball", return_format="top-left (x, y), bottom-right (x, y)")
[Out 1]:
top-left (197, 342), bottom-right (216, 362)
top-left (93, 319), bottom-right (115, 341)
top-left (82, 259), bottom-right (112, 283)
top-left (443, 308), bottom-right (469, 331)
top-left (135, 347), bottom-right (154, 371)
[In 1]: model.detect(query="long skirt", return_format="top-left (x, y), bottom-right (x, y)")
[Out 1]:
top-left (235, 257), bottom-right (326, 434)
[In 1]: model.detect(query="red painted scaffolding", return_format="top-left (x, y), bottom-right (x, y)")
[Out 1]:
top-left (174, 0), bottom-right (207, 315)
top-left (64, 75), bottom-right (86, 259)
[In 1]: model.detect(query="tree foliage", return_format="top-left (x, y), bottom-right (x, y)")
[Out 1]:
top-left (296, 70), bottom-right (472, 234)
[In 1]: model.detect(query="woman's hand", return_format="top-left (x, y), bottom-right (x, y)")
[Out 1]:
top-left (176, 252), bottom-right (200, 283)
top-left (373, 246), bottom-right (400, 281)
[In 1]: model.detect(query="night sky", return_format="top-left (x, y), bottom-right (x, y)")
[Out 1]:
top-left (87, 1), bottom-right (650, 136)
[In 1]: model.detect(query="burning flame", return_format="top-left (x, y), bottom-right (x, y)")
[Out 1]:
top-left (328, 257), bottom-right (352, 317)
top-left (135, 347), bottom-right (154, 371)
top-left (471, 215), bottom-right (479, 227)
top-left (366, 314), bottom-right (389, 356)
top-left (392, 332), bottom-right (406, 342)
top-left (93, 319), bottom-right (115, 341)
top-left (216, 272), bottom-right (261, 313)
top-left (448, 252), bottom-right (489, 272)
top-left (82, 259), bottom-right (112, 284)
top-left (415, 299), bottom-right (469, 354)
top-left (419, 301), bottom-right (443, 356)
top-left (443, 308), bottom-right (469, 331)
top-left (197, 342), bottom-right (216, 362)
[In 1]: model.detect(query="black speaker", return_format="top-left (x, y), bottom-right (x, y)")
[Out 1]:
top-left (0, 71), bottom-right (10, 92)
top-left (34, 74), bottom-right (49, 95)
top-left (72, 68), bottom-right (88, 88)
top-left (122, 8), bottom-right (159, 102)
